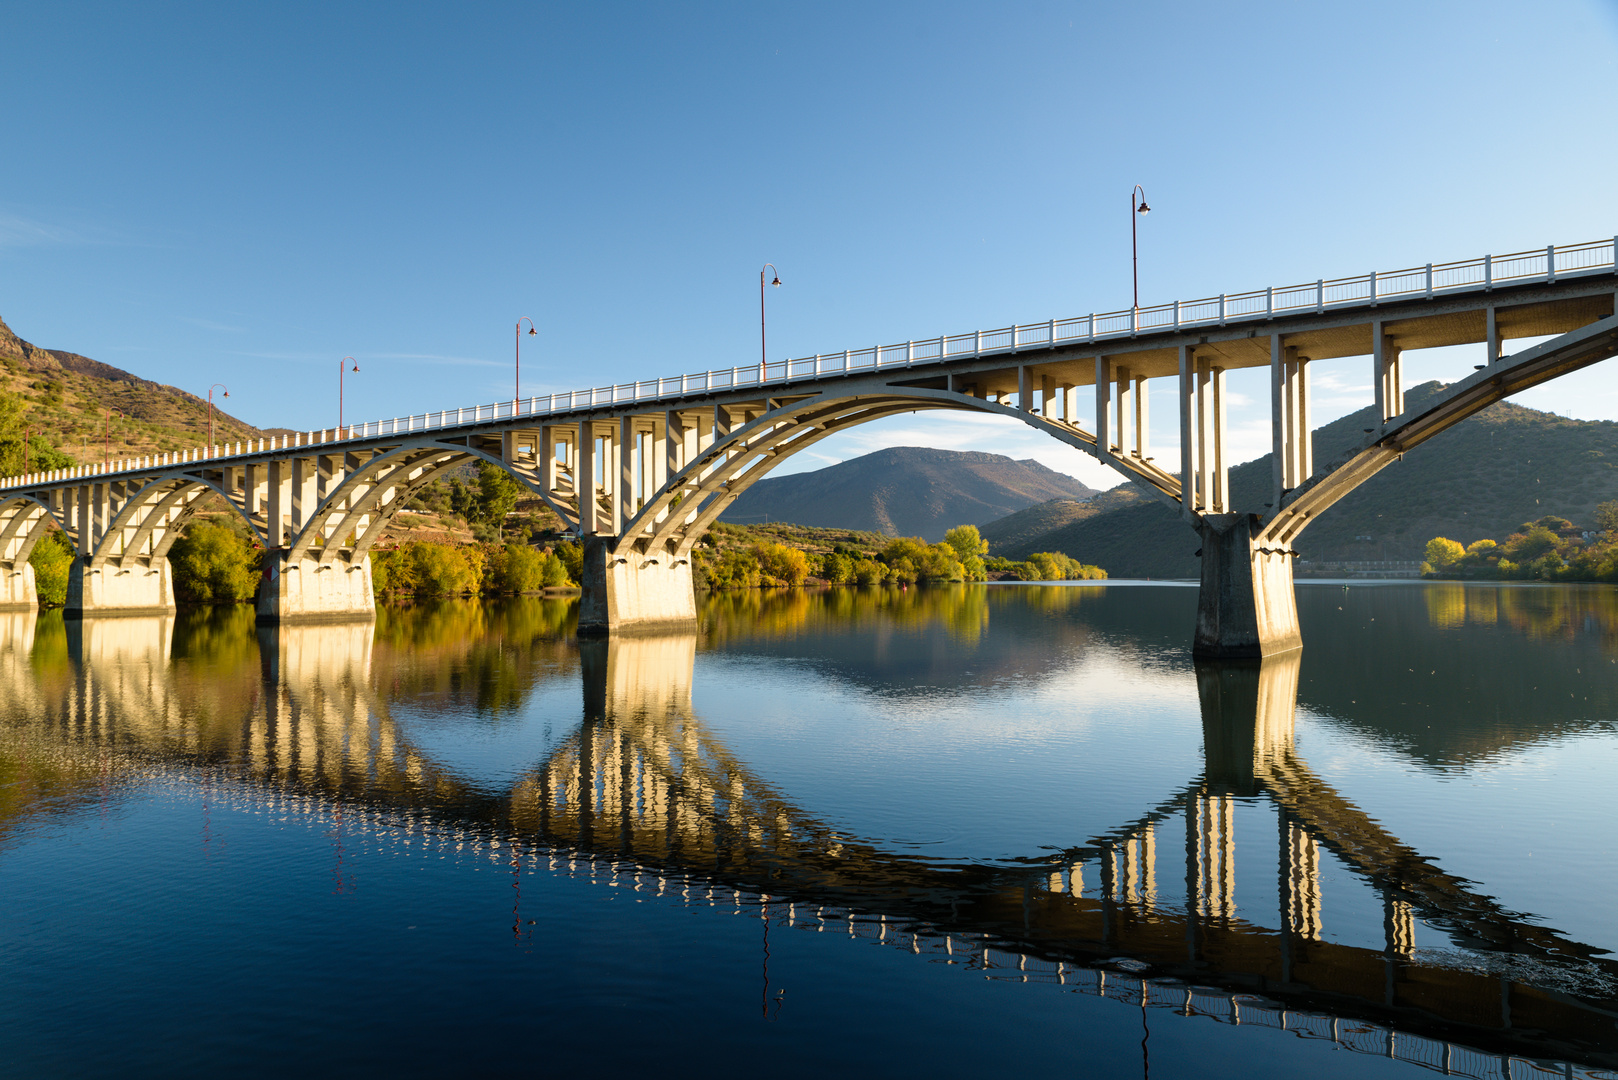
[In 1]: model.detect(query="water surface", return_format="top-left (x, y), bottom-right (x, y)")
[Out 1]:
top-left (2, 583), bottom-right (1616, 1077)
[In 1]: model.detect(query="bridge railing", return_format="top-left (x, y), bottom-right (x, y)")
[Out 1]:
top-left (2, 237), bottom-right (1615, 493)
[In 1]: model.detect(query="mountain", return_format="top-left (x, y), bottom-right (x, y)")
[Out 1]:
top-left (1, 314), bottom-right (262, 464)
top-left (980, 381), bottom-right (1618, 578)
top-left (720, 446), bottom-right (1101, 541)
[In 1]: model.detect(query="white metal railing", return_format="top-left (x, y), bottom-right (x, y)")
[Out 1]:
top-left (3, 236), bottom-right (1615, 493)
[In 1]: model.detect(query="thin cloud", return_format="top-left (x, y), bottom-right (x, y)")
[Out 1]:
top-left (0, 211), bottom-right (85, 249)
top-left (179, 316), bottom-right (248, 333)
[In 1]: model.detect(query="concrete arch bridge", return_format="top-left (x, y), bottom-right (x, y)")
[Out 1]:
top-left (2, 614), bottom-right (1617, 1065)
top-left (2, 238), bottom-right (1616, 654)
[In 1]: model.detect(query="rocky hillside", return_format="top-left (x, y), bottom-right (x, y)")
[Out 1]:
top-left (978, 382), bottom-right (1618, 578)
top-left (721, 446), bottom-right (1099, 541)
top-left (0, 314), bottom-right (261, 464)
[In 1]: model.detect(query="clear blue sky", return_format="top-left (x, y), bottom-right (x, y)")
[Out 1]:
top-left (3, 1), bottom-right (1616, 488)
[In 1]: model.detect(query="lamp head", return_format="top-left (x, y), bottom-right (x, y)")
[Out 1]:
top-left (223, 391), bottom-right (229, 398)
top-left (1136, 200), bottom-right (1150, 215)
top-left (527, 326), bottom-right (537, 335)
top-left (351, 362), bottom-right (360, 372)
top-left (771, 275), bottom-right (781, 288)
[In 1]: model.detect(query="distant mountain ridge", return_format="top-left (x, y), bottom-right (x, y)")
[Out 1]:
top-left (1, 314), bottom-right (262, 463)
top-left (721, 446), bottom-right (1100, 541)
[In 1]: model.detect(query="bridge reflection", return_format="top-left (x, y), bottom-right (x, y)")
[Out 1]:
top-left (0, 604), bottom-right (1615, 1074)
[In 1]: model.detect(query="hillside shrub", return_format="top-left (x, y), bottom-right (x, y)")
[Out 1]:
top-left (170, 519), bottom-right (261, 604)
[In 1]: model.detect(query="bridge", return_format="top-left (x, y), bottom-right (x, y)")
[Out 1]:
top-left (2, 609), bottom-right (1617, 1069)
top-left (2, 238), bottom-right (1616, 653)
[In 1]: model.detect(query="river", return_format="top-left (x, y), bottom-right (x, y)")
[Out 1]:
top-left (2, 582), bottom-right (1616, 1077)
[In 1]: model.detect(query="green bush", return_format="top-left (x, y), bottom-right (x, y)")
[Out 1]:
top-left (170, 519), bottom-right (261, 604)
top-left (755, 542), bottom-right (809, 587)
top-left (29, 530), bottom-right (74, 607)
top-left (555, 541), bottom-right (583, 585)
top-left (485, 542), bottom-right (547, 594)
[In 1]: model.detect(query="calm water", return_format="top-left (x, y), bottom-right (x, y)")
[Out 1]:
top-left (3, 583), bottom-right (1617, 1077)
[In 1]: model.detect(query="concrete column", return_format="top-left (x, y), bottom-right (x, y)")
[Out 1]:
top-left (292, 457), bottom-right (317, 533)
top-left (1094, 357), bottom-right (1112, 461)
top-left (1485, 305), bottom-right (1501, 365)
top-left (578, 421), bottom-right (598, 536)
top-left (1195, 360), bottom-right (1213, 513)
top-left (541, 425), bottom-right (558, 493)
top-left (1132, 375), bottom-right (1149, 461)
top-left (1373, 321), bottom-right (1403, 421)
top-left (1115, 365), bottom-right (1132, 456)
top-left (1212, 365), bottom-right (1229, 513)
top-left (1041, 374), bottom-right (1056, 418)
top-left (617, 416), bottom-right (634, 534)
top-left (1296, 355), bottom-right (1312, 480)
top-left (267, 460), bottom-right (291, 548)
top-left (1269, 336), bottom-right (1286, 508)
top-left (1062, 384), bottom-right (1078, 425)
top-left (1018, 365), bottom-right (1034, 412)
top-left (1193, 515), bottom-right (1301, 657)
top-left (665, 411), bottom-right (684, 478)
top-left (1179, 346), bottom-right (1195, 516)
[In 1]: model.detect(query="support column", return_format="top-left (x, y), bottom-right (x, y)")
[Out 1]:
top-left (1018, 365), bottom-right (1034, 412)
top-left (1373, 321), bottom-right (1403, 422)
top-left (1094, 357), bottom-right (1112, 461)
top-left (1115, 365), bottom-right (1133, 457)
top-left (1179, 347), bottom-right (1195, 516)
top-left (1194, 514), bottom-right (1301, 657)
top-left (618, 416), bottom-right (634, 533)
top-left (1041, 374), bottom-right (1056, 418)
top-left (541, 425), bottom-right (559, 494)
top-left (577, 536), bottom-right (698, 636)
top-left (1195, 359), bottom-right (1214, 513)
top-left (1133, 375), bottom-right (1149, 461)
top-left (578, 421), bottom-right (598, 536)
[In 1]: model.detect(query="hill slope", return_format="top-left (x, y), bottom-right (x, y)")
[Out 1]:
top-left (721, 446), bottom-right (1100, 541)
top-left (983, 382), bottom-right (1618, 578)
top-left (1, 314), bottom-right (262, 465)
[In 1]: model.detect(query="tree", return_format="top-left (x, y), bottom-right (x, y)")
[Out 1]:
top-left (170, 519), bottom-right (261, 604)
top-left (1423, 537), bottom-right (1466, 572)
top-left (1595, 501), bottom-right (1618, 535)
top-left (468, 462), bottom-right (523, 539)
top-left (943, 525), bottom-right (988, 563)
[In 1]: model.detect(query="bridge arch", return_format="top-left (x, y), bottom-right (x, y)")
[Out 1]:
top-left (607, 382), bottom-right (1177, 563)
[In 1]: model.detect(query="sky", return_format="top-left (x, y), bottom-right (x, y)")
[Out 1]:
top-left (2, 0), bottom-right (1616, 489)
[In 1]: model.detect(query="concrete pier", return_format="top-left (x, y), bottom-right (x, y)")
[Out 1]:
top-left (255, 552), bottom-right (376, 623)
top-left (64, 557), bottom-right (176, 618)
top-left (1194, 514), bottom-right (1301, 659)
top-left (0, 563), bottom-right (36, 611)
top-left (577, 536), bottom-right (697, 636)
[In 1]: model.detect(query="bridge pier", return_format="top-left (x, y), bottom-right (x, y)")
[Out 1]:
top-left (1194, 514), bottom-right (1301, 658)
top-left (577, 536), bottom-right (697, 636)
top-left (0, 563), bottom-right (36, 611)
top-left (255, 551), bottom-right (376, 624)
top-left (64, 557), bottom-right (176, 618)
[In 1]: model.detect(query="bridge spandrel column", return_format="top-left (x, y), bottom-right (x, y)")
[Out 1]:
top-left (255, 551), bottom-right (375, 624)
top-left (1194, 514), bottom-right (1301, 658)
top-left (577, 536), bottom-right (697, 636)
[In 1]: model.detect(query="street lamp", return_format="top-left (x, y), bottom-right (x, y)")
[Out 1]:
top-left (515, 317), bottom-right (536, 402)
top-left (339, 357), bottom-right (359, 433)
top-left (207, 384), bottom-right (229, 457)
top-left (1131, 185), bottom-right (1151, 315)
top-left (759, 264), bottom-right (781, 380)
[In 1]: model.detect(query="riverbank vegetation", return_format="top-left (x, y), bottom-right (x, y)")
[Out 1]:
top-left (1422, 505), bottom-right (1618, 581)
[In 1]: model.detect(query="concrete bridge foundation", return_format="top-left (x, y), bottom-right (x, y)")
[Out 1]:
top-left (65, 558), bottom-right (176, 618)
top-left (578, 537), bottom-right (698, 636)
top-left (0, 563), bottom-right (35, 611)
top-left (255, 552), bottom-right (376, 624)
top-left (1194, 515), bottom-right (1301, 659)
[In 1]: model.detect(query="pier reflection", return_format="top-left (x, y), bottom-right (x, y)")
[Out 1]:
top-left (0, 600), bottom-right (1615, 1073)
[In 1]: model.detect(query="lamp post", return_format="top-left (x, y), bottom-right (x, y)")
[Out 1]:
top-left (1131, 185), bottom-right (1151, 315)
top-left (339, 357), bottom-right (359, 433)
top-left (515, 317), bottom-right (536, 402)
top-left (207, 384), bottom-right (229, 457)
top-left (759, 264), bottom-right (781, 381)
